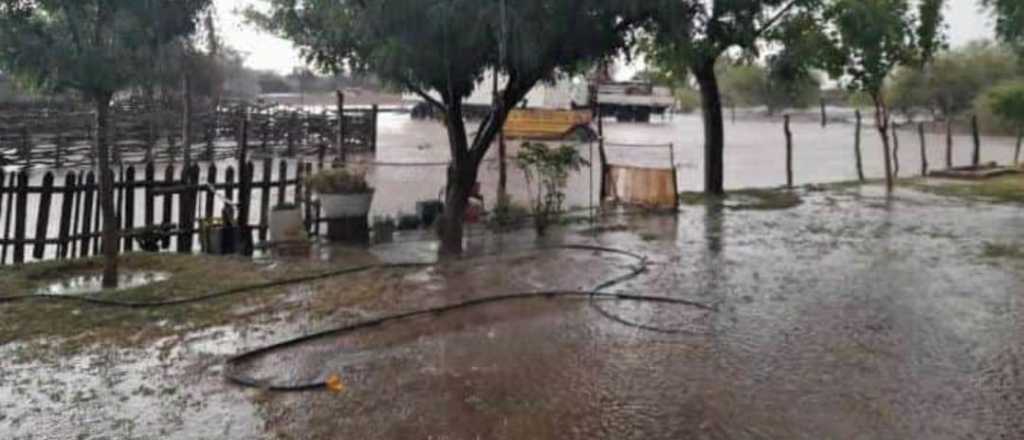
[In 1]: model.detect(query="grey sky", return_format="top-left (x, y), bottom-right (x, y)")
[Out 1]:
top-left (218, 0), bottom-right (998, 74)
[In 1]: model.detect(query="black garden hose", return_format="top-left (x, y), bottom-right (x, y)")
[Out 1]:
top-left (223, 244), bottom-right (718, 392)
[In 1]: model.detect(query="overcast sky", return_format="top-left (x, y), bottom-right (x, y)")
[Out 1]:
top-left (218, 0), bottom-right (999, 74)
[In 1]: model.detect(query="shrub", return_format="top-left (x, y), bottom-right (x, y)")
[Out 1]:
top-left (304, 168), bottom-right (372, 194)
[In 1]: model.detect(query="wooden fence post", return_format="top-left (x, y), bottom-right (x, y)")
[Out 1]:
top-left (972, 114), bottom-right (981, 166)
top-left (946, 118), bottom-right (953, 169)
top-left (0, 171), bottom-right (10, 264)
top-left (13, 171), bottom-right (28, 263)
top-left (258, 158), bottom-right (272, 242)
top-left (892, 121), bottom-right (901, 179)
top-left (123, 166), bottom-right (135, 252)
top-left (162, 164), bottom-right (174, 249)
top-left (371, 104), bottom-right (379, 153)
top-left (784, 115), bottom-right (793, 188)
top-left (820, 98), bottom-right (827, 128)
top-left (854, 109), bottom-right (865, 182)
top-left (32, 172), bottom-right (55, 259)
top-left (80, 171), bottom-right (95, 258)
top-left (205, 163), bottom-right (217, 219)
top-left (57, 172), bottom-right (76, 259)
top-left (918, 122), bottom-right (928, 176)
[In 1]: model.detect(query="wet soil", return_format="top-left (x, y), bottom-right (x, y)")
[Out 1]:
top-left (2, 182), bottom-right (1023, 439)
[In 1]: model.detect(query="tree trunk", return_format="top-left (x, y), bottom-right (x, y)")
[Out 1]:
top-left (891, 122), bottom-right (901, 179)
top-left (784, 115), bottom-right (793, 188)
top-left (873, 98), bottom-right (894, 192)
top-left (439, 162), bottom-right (476, 257)
top-left (695, 60), bottom-right (725, 195)
top-left (95, 93), bottom-right (118, 288)
top-left (494, 74), bottom-right (507, 203)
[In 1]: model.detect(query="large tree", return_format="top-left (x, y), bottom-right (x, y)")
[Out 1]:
top-left (643, 1), bottom-right (825, 195)
top-left (819, 0), bottom-right (945, 191)
top-left (251, 0), bottom-right (656, 256)
top-left (986, 81), bottom-right (1024, 164)
top-left (984, 0), bottom-right (1024, 50)
top-left (0, 0), bottom-right (211, 287)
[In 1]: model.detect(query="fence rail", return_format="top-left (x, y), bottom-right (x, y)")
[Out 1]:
top-left (0, 157), bottom-right (329, 265)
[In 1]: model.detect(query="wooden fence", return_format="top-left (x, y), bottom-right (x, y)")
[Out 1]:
top-left (0, 158), bottom-right (329, 265)
top-left (0, 99), bottom-right (378, 169)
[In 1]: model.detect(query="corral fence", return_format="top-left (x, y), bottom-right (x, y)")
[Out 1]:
top-left (0, 157), bottom-right (333, 265)
top-left (0, 98), bottom-right (378, 169)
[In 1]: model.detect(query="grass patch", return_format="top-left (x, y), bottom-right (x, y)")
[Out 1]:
top-left (679, 188), bottom-right (803, 211)
top-left (981, 242), bottom-right (1024, 260)
top-left (0, 251), bottom-right (389, 357)
top-left (908, 174), bottom-right (1024, 204)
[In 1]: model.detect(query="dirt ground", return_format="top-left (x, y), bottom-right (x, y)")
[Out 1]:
top-left (1, 176), bottom-right (1023, 439)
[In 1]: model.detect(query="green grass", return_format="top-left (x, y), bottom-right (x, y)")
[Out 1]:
top-left (0, 251), bottom-right (392, 357)
top-left (981, 242), bottom-right (1024, 260)
top-left (908, 174), bottom-right (1024, 204)
top-left (679, 188), bottom-right (803, 211)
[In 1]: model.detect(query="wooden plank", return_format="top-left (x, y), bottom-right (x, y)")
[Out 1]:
top-left (57, 172), bottom-right (76, 259)
top-left (258, 158), bottom-right (272, 242)
top-left (162, 164), bottom-right (174, 249)
top-left (80, 171), bottom-right (95, 258)
top-left (70, 173), bottom-right (83, 258)
top-left (13, 171), bottom-right (28, 264)
top-left (177, 165), bottom-right (199, 253)
top-left (224, 166), bottom-right (235, 205)
top-left (144, 162), bottom-right (155, 231)
top-left (124, 166), bottom-right (136, 252)
top-left (205, 163), bottom-right (217, 219)
top-left (304, 162), bottom-right (314, 233)
top-left (277, 160), bottom-right (287, 207)
top-left (92, 170), bottom-right (103, 256)
top-left (0, 170), bottom-right (8, 264)
top-left (32, 172), bottom-right (55, 259)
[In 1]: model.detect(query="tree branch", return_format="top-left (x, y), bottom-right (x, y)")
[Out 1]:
top-left (402, 79), bottom-right (446, 113)
top-left (754, 0), bottom-right (800, 39)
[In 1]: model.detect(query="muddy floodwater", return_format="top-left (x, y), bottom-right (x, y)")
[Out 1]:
top-left (3, 181), bottom-right (1022, 439)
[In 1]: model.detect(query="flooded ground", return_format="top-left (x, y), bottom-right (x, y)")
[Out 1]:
top-left (2, 179), bottom-right (1022, 439)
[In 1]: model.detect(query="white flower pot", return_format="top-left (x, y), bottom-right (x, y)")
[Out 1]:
top-left (320, 191), bottom-right (374, 218)
top-left (269, 208), bottom-right (305, 243)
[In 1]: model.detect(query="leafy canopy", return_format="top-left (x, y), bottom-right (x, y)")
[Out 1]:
top-left (987, 81), bottom-right (1024, 125)
top-left (0, 0), bottom-right (211, 97)
top-left (983, 0), bottom-right (1024, 50)
top-left (820, 0), bottom-right (946, 98)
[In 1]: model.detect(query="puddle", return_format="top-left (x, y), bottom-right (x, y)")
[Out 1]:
top-left (34, 271), bottom-right (171, 296)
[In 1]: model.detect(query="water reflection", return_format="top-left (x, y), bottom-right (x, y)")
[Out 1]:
top-left (34, 271), bottom-right (170, 296)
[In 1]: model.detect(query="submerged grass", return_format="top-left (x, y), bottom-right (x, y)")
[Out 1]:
top-left (679, 188), bottom-right (803, 211)
top-left (981, 242), bottom-right (1024, 260)
top-left (908, 174), bottom-right (1024, 204)
top-left (0, 251), bottom-right (393, 357)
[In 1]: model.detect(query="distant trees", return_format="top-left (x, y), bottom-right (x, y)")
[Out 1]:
top-left (718, 62), bottom-right (820, 115)
top-left (0, 0), bottom-right (211, 287)
top-left (887, 42), bottom-right (1020, 120)
top-left (983, 81), bottom-right (1024, 163)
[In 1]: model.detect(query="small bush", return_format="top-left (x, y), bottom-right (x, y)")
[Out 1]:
top-left (304, 168), bottom-right (372, 194)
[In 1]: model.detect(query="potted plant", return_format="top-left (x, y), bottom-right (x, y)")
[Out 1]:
top-left (305, 168), bottom-right (374, 218)
top-left (269, 203), bottom-right (306, 243)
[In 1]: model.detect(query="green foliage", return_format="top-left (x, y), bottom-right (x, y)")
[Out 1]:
top-left (820, 0), bottom-right (946, 99)
top-left (986, 81), bottom-right (1024, 125)
top-left (887, 42), bottom-right (1020, 119)
top-left (0, 0), bottom-right (211, 98)
top-left (514, 142), bottom-right (589, 235)
top-left (305, 168), bottom-right (372, 194)
top-left (674, 86), bottom-right (701, 113)
top-left (983, 0), bottom-right (1024, 50)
